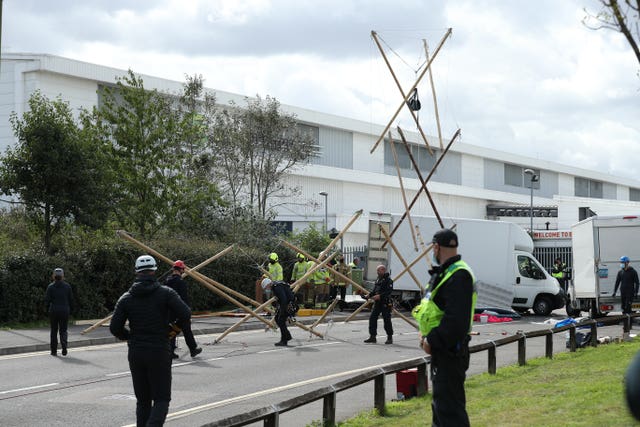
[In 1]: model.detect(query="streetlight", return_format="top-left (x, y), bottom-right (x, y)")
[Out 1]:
top-left (524, 169), bottom-right (539, 235)
top-left (319, 191), bottom-right (328, 233)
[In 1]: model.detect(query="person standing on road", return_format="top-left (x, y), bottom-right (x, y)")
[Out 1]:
top-left (110, 255), bottom-right (191, 427)
top-left (261, 278), bottom-right (294, 346)
top-left (613, 255), bottom-right (639, 314)
top-left (363, 265), bottom-right (394, 344)
top-left (331, 256), bottom-right (351, 311)
top-left (165, 260), bottom-right (202, 359)
top-left (45, 267), bottom-right (74, 356)
top-left (413, 228), bottom-right (476, 427)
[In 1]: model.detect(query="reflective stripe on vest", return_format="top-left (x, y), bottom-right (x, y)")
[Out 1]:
top-left (412, 260), bottom-right (477, 337)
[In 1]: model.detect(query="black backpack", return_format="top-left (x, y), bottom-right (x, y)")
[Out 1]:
top-left (274, 281), bottom-right (299, 316)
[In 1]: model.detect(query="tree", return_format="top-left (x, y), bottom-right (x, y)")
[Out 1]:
top-left (585, 0), bottom-right (640, 69)
top-left (85, 70), bottom-right (217, 238)
top-left (209, 95), bottom-right (317, 219)
top-left (0, 91), bottom-right (113, 253)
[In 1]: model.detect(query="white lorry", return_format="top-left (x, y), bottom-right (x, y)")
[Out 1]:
top-left (372, 215), bottom-right (564, 315)
top-left (569, 214), bottom-right (640, 317)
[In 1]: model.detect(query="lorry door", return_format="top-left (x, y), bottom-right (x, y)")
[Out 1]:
top-left (513, 254), bottom-right (551, 307)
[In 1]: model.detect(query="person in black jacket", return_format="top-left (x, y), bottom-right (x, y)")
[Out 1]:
top-left (363, 265), bottom-right (394, 344)
top-left (420, 229), bottom-right (475, 427)
top-left (613, 255), bottom-right (640, 314)
top-left (261, 278), bottom-right (294, 346)
top-left (45, 267), bottom-right (74, 356)
top-left (165, 260), bottom-right (202, 359)
top-left (110, 255), bottom-right (191, 427)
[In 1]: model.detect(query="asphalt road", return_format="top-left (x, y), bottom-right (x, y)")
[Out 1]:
top-left (0, 309), bottom-right (631, 427)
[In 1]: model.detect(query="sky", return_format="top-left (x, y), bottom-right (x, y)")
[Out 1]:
top-left (4, 0), bottom-right (640, 181)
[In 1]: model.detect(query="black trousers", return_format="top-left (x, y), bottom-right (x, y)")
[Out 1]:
top-left (275, 309), bottom-right (291, 342)
top-left (430, 344), bottom-right (470, 427)
top-left (622, 294), bottom-right (634, 314)
top-left (329, 285), bottom-right (347, 308)
top-left (49, 311), bottom-right (69, 354)
top-left (128, 347), bottom-right (172, 427)
top-left (170, 319), bottom-right (198, 352)
top-left (368, 302), bottom-right (393, 337)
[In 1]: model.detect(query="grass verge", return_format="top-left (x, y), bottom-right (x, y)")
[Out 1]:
top-left (321, 339), bottom-right (640, 427)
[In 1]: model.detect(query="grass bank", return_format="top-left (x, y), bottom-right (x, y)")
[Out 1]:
top-left (330, 339), bottom-right (640, 427)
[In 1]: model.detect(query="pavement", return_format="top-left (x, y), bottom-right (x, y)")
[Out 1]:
top-left (0, 310), bottom-right (370, 356)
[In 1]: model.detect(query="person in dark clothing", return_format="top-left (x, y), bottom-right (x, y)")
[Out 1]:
top-left (417, 229), bottom-right (476, 427)
top-left (165, 260), bottom-right (202, 359)
top-left (363, 265), bottom-right (394, 344)
top-left (261, 278), bottom-right (294, 346)
top-left (110, 255), bottom-right (191, 427)
top-left (45, 267), bottom-right (74, 356)
top-left (613, 255), bottom-right (639, 314)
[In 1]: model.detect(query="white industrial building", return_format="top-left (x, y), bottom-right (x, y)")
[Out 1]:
top-left (3, 53), bottom-right (640, 255)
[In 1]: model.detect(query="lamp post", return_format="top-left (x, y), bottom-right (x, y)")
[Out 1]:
top-left (524, 169), bottom-right (539, 235)
top-left (319, 191), bottom-right (328, 233)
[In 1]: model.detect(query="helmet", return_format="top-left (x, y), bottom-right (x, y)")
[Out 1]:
top-left (269, 252), bottom-right (279, 262)
top-left (173, 260), bottom-right (186, 270)
top-left (53, 268), bottom-right (64, 278)
top-left (621, 256), bottom-right (631, 263)
top-left (261, 278), bottom-right (272, 289)
top-left (296, 253), bottom-right (306, 261)
top-left (135, 255), bottom-right (157, 272)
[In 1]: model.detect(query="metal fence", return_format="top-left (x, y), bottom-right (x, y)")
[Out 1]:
top-left (533, 246), bottom-right (572, 272)
top-left (201, 314), bottom-right (638, 427)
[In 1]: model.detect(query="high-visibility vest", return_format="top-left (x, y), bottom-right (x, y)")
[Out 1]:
top-left (291, 260), bottom-right (309, 282)
top-left (552, 263), bottom-right (566, 279)
top-left (412, 260), bottom-right (476, 337)
top-left (308, 261), bottom-right (329, 285)
top-left (268, 262), bottom-right (283, 281)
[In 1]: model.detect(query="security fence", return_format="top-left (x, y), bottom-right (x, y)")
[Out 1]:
top-left (201, 313), bottom-right (638, 427)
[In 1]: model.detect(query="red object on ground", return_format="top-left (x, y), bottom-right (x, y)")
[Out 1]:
top-left (396, 368), bottom-right (423, 399)
top-left (473, 313), bottom-right (513, 323)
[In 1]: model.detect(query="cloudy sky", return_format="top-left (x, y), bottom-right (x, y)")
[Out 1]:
top-left (4, 0), bottom-right (640, 181)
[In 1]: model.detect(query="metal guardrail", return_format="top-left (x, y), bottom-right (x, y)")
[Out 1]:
top-left (201, 313), bottom-right (639, 427)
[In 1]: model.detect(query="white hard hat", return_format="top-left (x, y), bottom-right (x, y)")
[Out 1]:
top-left (261, 278), bottom-right (272, 289)
top-left (135, 255), bottom-right (157, 272)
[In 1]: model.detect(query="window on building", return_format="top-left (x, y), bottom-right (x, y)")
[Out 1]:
top-left (575, 177), bottom-right (603, 198)
top-left (384, 140), bottom-right (438, 173)
top-left (630, 188), bottom-right (640, 202)
top-left (504, 164), bottom-right (540, 189)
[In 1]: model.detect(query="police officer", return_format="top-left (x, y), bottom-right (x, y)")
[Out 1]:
top-left (110, 255), bottom-right (191, 427)
top-left (363, 265), bottom-right (394, 344)
top-left (613, 255), bottom-right (639, 314)
top-left (261, 278), bottom-right (294, 346)
top-left (45, 268), bottom-right (74, 356)
top-left (165, 260), bottom-right (202, 359)
top-left (415, 229), bottom-right (476, 427)
top-left (551, 257), bottom-right (568, 294)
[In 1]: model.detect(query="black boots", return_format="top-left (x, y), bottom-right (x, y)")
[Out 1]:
top-left (385, 336), bottom-right (393, 345)
top-left (364, 336), bottom-right (377, 343)
top-left (274, 341), bottom-right (288, 347)
top-left (190, 347), bottom-right (203, 358)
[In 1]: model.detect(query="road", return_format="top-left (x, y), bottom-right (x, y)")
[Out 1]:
top-left (0, 310), bottom-right (630, 426)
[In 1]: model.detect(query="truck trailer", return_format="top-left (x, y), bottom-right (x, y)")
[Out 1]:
top-left (570, 214), bottom-right (640, 317)
top-left (377, 215), bottom-right (564, 315)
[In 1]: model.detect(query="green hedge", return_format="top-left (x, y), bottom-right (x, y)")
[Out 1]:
top-left (0, 235), bottom-right (289, 325)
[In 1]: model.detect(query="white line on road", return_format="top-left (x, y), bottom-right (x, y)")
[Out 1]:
top-left (119, 355), bottom-right (426, 426)
top-left (0, 383), bottom-right (59, 395)
top-left (257, 341), bottom-right (340, 354)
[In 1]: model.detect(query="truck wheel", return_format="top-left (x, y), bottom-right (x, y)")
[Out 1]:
top-left (533, 297), bottom-right (552, 316)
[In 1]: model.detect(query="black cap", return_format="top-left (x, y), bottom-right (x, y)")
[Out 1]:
top-left (432, 229), bottom-right (458, 248)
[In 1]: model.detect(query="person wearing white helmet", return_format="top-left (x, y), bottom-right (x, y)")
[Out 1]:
top-left (110, 254), bottom-right (191, 426)
top-left (613, 255), bottom-right (639, 314)
top-left (44, 267), bottom-right (74, 356)
top-left (261, 278), bottom-right (295, 346)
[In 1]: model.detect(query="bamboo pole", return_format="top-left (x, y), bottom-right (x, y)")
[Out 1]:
top-left (344, 299), bottom-right (372, 322)
top-left (383, 128), bottom-right (461, 246)
top-left (369, 28), bottom-right (452, 154)
top-left (378, 223), bottom-right (424, 293)
top-left (423, 39), bottom-right (444, 151)
top-left (214, 252), bottom-right (339, 342)
top-left (81, 244), bottom-right (235, 335)
top-left (371, 31), bottom-right (433, 155)
top-left (310, 297), bottom-right (340, 330)
top-left (319, 209), bottom-right (364, 260)
top-left (388, 131), bottom-right (418, 251)
top-left (116, 231), bottom-right (275, 328)
top-left (393, 307), bottom-right (418, 329)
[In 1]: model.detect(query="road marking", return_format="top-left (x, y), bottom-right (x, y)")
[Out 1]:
top-left (0, 383), bottom-right (58, 395)
top-left (119, 355), bottom-right (424, 426)
top-left (257, 341), bottom-right (340, 354)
